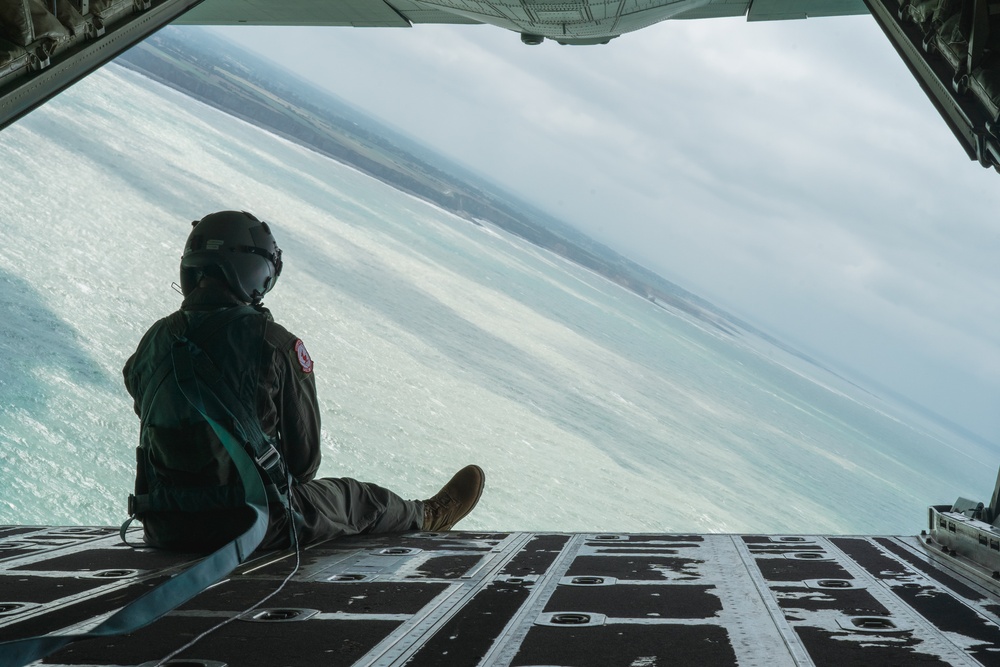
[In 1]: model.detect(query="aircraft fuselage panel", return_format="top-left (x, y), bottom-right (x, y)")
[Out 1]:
top-left (0, 0), bottom-right (205, 131)
top-left (0, 0), bottom-right (997, 169)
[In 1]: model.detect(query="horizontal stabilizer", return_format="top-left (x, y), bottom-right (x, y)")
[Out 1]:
top-left (173, 0), bottom-right (478, 26)
top-left (747, 0), bottom-right (869, 20)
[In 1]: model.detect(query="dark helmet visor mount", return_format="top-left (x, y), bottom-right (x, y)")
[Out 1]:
top-left (180, 211), bottom-right (283, 305)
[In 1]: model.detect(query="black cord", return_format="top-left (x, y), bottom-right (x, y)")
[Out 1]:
top-left (151, 496), bottom-right (302, 666)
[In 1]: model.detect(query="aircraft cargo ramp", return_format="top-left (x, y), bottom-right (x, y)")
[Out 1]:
top-left (2, 523), bottom-right (1000, 666)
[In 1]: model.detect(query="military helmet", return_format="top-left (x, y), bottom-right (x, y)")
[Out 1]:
top-left (180, 210), bottom-right (283, 304)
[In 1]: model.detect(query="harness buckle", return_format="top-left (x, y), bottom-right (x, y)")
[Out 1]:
top-left (255, 444), bottom-right (282, 472)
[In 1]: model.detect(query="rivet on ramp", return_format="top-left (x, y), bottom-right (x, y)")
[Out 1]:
top-left (378, 547), bottom-right (421, 556)
top-left (139, 661), bottom-right (227, 667)
top-left (535, 612), bottom-right (607, 627)
top-left (92, 569), bottom-right (138, 578)
top-left (240, 608), bottom-right (319, 623)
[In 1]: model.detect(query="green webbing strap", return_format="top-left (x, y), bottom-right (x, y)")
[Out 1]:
top-left (175, 332), bottom-right (289, 493)
top-left (0, 344), bottom-right (271, 667)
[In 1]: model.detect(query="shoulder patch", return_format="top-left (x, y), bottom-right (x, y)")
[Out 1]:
top-left (294, 339), bottom-right (314, 374)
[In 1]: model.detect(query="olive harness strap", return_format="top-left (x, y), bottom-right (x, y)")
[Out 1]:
top-left (0, 323), bottom-right (287, 667)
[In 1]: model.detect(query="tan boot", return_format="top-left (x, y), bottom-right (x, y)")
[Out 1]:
top-left (421, 465), bottom-right (485, 531)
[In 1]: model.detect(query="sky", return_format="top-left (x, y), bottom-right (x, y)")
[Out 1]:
top-left (208, 15), bottom-right (1000, 443)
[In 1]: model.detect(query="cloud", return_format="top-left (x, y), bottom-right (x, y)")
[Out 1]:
top-left (209, 19), bottom-right (1000, 440)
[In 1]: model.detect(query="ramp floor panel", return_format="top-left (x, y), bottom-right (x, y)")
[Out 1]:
top-left (1, 528), bottom-right (999, 665)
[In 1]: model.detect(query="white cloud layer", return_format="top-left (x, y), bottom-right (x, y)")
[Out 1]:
top-left (212, 16), bottom-right (1000, 442)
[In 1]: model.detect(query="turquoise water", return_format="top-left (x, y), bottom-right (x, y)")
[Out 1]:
top-left (0, 65), bottom-right (993, 536)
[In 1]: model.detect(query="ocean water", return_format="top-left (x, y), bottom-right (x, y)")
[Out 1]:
top-left (0, 64), bottom-right (994, 537)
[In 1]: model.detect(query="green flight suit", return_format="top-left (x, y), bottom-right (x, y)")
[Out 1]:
top-left (123, 284), bottom-right (422, 552)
